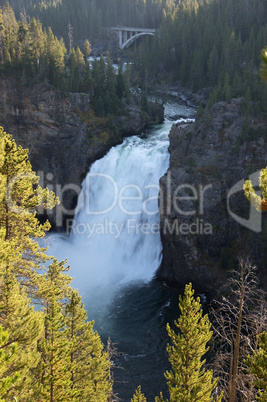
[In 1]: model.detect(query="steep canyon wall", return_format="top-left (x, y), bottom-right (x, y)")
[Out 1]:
top-left (0, 78), bottom-right (163, 229)
top-left (157, 99), bottom-right (267, 295)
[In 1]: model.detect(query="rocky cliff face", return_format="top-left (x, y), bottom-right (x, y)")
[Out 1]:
top-left (157, 98), bottom-right (267, 295)
top-left (0, 78), bottom-right (163, 229)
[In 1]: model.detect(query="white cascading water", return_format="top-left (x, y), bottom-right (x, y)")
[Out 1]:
top-left (71, 131), bottom-right (169, 283)
top-left (47, 103), bottom-right (195, 321)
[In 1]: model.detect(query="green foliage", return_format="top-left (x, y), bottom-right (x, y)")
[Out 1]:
top-left (65, 290), bottom-right (112, 401)
top-left (116, 63), bottom-right (126, 99)
top-left (0, 272), bottom-right (43, 400)
top-left (2, 0), bottom-right (167, 44)
top-left (0, 325), bottom-right (19, 400)
top-left (91, 55), bottom-right (123, 116)
top-left (131, 385), bottom-right (147, 401)
top-left (68, 45), bottom-right (85, 92)
top-left (0, 126), bottom-right (59, 295)
top-left (34, 259), bottom-right (74, 399)
top-left (244, 167), bottom-right (267, 212)
top-left (0, 127), bottom-right (114, 400)
top-left (133, 0), bottom-right (267, 108)
top-left (83, 39), bottom-right (91, 60)
top-left (37, 296), bottom-right (76, 401)
top-left (157, 283), bottom-right (222, 402)
top-left (245, 332), bottom-right (267, 401)
top-left (0, 3), bottom-right (131, 111)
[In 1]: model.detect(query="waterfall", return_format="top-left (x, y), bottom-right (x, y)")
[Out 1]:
top-left (48, 125), bottom-right (169, 313)
top-left (46, 100), bottom-right (196, 399)
top-left (47, 102), bottom-right (195, 320)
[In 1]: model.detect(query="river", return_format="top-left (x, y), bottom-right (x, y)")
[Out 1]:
top-left (47, 97), bottom-right (196, 400)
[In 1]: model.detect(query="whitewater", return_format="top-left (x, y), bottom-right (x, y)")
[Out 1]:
top-left (46, 98), bottom-right (196, 399)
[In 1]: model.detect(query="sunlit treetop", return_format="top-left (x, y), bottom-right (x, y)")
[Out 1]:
top-left (244, 168), bottom-right (267, 212)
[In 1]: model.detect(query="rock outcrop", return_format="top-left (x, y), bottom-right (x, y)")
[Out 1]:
top-left (157, 99), bottom-right (267, 295)
top-left (0, 78), bottom-right (163, 229)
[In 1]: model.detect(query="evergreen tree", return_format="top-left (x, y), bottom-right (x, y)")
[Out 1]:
top-left (65, 289), bottom-right (112, 401)
top-left (37, 257), bottom-right (73, 308)
top-left (36, 296), bottom-right (75, 401)
top-left (0, 271), bottom-right (43, 400)
top-left (156, 283), bottom-right (222, 402)
top-left (33, 257), bottom-right (74, 400)
top-left (45, 27), bottom-right (66, 86)
top-left (83, 59), bottom-right (91, 92)
top-left (83, 38), bottom-right (91, 60)
top-left (34, 259), bottom-right (76, 400)
top-left (245, 332), bottom-right (267, 402)
top-left (68, 45), bottom-right (85, 91)
top-left (0, 325), bottom-right (19, 400)
top-left (244, 167), bottom-right (267, 212)
top-left (0, 126), bottom-right (59, 296)
top-left (131, 385), bottom-right (147, 401)
top-left (116, 63), bottom-right (125, 99)
top-left (106, 58), bottom-right (118, 114)
top-left (17, 20), bottom-right (28, 65)
top-left (0, 127), bottom-right (113, 401)
top-left (27, 17), bottom-right (45, 71)
top-left (1, 3), bottom-right (18, 65)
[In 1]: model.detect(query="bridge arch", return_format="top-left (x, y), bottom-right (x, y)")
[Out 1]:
top-left (121, 32), bottom-right (155, 49)
top-left (111, 27), bottom-right (156, 50)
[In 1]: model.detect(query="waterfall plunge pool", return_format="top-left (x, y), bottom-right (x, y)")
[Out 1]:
top-left (46, 98), bottom-right (196, 400)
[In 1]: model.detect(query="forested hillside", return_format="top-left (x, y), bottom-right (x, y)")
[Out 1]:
top-left (133, 0), bottom-right (267, 110)
top-left (0, 3), bottom-right (133, 116)
top-left (0, 0), bottom-right (169, 44)
top-left (2, 0), bottom-right (266, 110)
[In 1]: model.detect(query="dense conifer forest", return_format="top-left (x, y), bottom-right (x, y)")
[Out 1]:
top-left (0, 0), bottom-right (266, 110)
top-left (0, 3), bottom-right (134, 117)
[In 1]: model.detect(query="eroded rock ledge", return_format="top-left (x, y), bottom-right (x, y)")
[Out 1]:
top-left (157, 98), bottom-right (267, 295)
top-left (0, 78), bottom-right (163, 229)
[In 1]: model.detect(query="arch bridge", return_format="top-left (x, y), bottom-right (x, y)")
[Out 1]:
top-left (111, 27), bottom-right (156, 50)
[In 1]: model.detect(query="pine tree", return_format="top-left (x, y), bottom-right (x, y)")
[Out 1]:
top-left (245, 332), bottom-right (267, 402)
top-left (0, 325), bottom-right (20, 400)
top-left (0, 126), bottom-right (59, 296)
top-left (27, 17), bottom-right (45, 71)
top-left (36, 296), bottom-right (75, 401)
top-left (244, 167), bottom-right (267, 212)
top-left (131, 386), bottom-right (147, 401)
top-left (17, 20), bottom-right (28, 65)
top-left (156, 283), bottom-right (222, 402)
top-left (37, 257), bottom-right (73, 308)
top-left (45, 27), bottom-right (66, 86)
top-left (34, 258), bottom-right (75, 401)
top-left (116, 63), bottom-right (125, 99)
top-left (83, 39), bottom-right (91, 60)
top-left (0, 271), bottom-right (43, 400)
top-left (2, 3), bottom-right (18, 64)
top-left (65, 289), bottom-right (112, 401)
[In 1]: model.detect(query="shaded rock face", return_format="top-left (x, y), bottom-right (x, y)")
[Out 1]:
top-left (0, 79), bottom-right (163, 229)
top-left (157, 99), bottom-right (267, 295)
